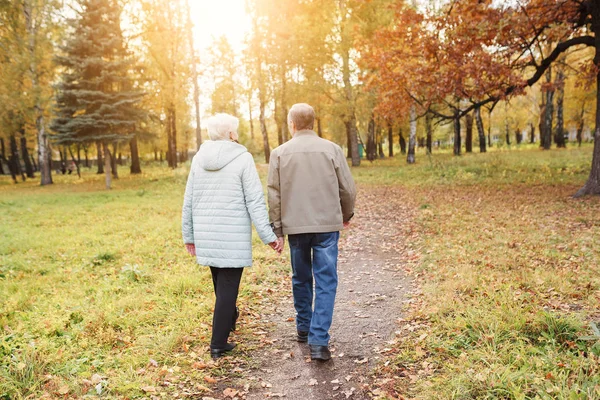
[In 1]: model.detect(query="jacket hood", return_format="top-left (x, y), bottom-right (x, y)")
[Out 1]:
top-left (197, 140), bottom-right (248, 171)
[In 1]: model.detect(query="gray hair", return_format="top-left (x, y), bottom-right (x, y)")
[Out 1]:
top-left (288, 103), bottom-right (315, 131)
top-left (206, 113), bottom-right (239, 141)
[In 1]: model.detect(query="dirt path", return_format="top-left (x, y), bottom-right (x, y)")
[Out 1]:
top-left (217, 186), bottom-right (415, 400)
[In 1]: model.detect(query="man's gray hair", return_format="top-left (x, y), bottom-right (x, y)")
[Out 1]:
top-left (288, 103), bottom-right (315, 131)
top-left (206, 113), bottom-right (239, 141)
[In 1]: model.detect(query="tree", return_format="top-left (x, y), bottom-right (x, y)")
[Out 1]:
top-left (140, 0), bottom-right (192, 169)
top-left (52, 0), bottom-right (146, 189)
top-left (184, 0), bottom-right (201, 151)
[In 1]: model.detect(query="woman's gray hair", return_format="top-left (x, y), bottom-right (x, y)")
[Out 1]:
top-left (206, 113), bottom-right (239, 141)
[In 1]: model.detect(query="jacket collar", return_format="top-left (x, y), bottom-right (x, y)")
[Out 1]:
top-left (293, 129), bottom-right (318, 138)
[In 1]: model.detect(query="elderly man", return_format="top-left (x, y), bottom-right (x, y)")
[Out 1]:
top-left (268, 103), bottom-right (357, 361)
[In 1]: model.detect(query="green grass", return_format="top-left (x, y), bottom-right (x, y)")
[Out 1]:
top-left (367, 146), bottom-right (600, 399)
top-left (352, 143), bottom-right (594, 188)
top-left (1, 145), bottom-right (599, 399)
top-left (0, 163), bottom-right (287, 399)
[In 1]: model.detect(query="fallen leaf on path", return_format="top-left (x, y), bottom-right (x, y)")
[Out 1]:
top-left (223, 388), bottom-right (239, 398)
top-left (57, 385), bottom-right (70, 395)
top-left (309, 378), bottom-right (318, 386)
top-left (204, 376), bottom-right (217, 384)
top-left (192, 362), bottom-right (209, 370)
top-left (331, 379), bottom-right (340, 384)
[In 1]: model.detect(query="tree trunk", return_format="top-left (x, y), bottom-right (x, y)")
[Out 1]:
top-left (555, 68), bottom-right (566, 148)
top-left (505, 119), bottom-right (511, 146)
top-left (341, 41), bottom-right (359, 166)
top-left (542, 68), bottom-right (554, 150)
top-left (317, 116), bottom-right (323, 138)
top-left (388, 122), bottom-right (394, 157)
top-left (346, 121), bottom-right (352, 158)
top-left (67, 146), bottom-right (81, 178)
top-left (59, 147), bottom-right (67, 174)
top-left (20, 131), bottom-right (34, 178)
top-left (185, 0), bottom-right (202, 151)
top-left (102, 142), bottom-right (112, 190)
top-left (475, 106), bottom-right (487, 153)
top-left (96, 141), bottom-right (104, 174)
top-left (30, 155), bottom-right (37, 172)
top-left (169, 106), bottom-right (178, 168)
top-left (574, 17), bottom-right (600, 197)
top-left (453, 114), bottom-right (461, 156)
top-left (255, 30), bottom-right (271, 163)
top-left (465, 113), bottom-right (473, 153)
top-left (407, 105), bottom-right (417, 164)
top-left (425, 113), bottom-right (432, 154)
top-left (378, 136), bottom-right (385, 158)
top-left (6, 136), bottom-right (17, 183)
top-left (76, 143), bottom-right (81, 166)
top-left (84, 144), bottom-right (89, 168)
top-left (399, 127), bottom-right (407, 154)
top-left (577, 118), bottom-right (584, 147)
top-left (130, 136), bottom-right (142, 174)
top-left (275, 100), bottom-right (283, 146)
top-left (366, 116), bottom-right (376, 161)
top-left (487, 110), bottom-right (493, 148)
top-left (248, 93), bottom-right (255, 140)
top-left (530, 123), bottom-right (536, 144)
top-left (280, 65), bottom-right (288, 143)
top-left (0, 138), bottom-right (6, 175)
top-left (111, 143), bottom-right (118, 179)
top-left (10, 135), bottom-right (25, 182)
top-left (24, 0), bottom-right (52, 186)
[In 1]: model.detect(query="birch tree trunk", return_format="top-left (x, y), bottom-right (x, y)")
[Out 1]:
top-left (407, 105), bottom-right (417, 164)
top-left (24, 0), bottom-right (52, 185)
top-left (185, 0), bottom-right (202, 150)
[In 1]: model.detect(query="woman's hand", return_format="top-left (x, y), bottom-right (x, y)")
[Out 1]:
top-left (269, 237), bottom-right (284, 254)
top-left (185, 243), bottom-right (196, 256)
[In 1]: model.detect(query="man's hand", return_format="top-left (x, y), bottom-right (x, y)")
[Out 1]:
top-left (269, 237), bottom-right (285, 254)
top-left (185, 243), bottom-right (196, 256)
top-left (343, 221), bottom-right (351, 229)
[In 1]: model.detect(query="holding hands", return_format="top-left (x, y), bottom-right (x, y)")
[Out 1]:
top-left (269, 237), bottom-right (285, 254)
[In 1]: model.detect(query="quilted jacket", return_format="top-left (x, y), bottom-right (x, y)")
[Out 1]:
top-left (182, 140), bottom-right (277, 268)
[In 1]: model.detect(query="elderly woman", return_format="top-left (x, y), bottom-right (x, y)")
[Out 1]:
top-left (182, 113), bottom-right (281, 359)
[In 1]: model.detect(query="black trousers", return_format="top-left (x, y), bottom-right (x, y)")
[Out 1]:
top-left (209, 267), bottom-right (243, 348)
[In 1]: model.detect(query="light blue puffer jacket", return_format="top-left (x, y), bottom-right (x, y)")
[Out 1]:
top-left (181, 141), bottom-right (277, 268)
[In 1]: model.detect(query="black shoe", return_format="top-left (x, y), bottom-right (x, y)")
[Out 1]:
top-left (297, 330), bottom-right (308, 343)
top-left (231, 307), bottom-right (240, 332)
top-left (210, 342), bottom-right (236, 359)
top-left (309, 345), bottom-right (331, 361)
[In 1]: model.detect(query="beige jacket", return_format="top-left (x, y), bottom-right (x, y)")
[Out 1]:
top-left (268, 130), bottom-right (357, 237)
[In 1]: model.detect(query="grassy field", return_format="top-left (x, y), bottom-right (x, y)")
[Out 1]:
top-left (1, 144), bottom-right (599, 399)
top-left (0, 164), bottom-right (289, 399)
top-left (364, 147), bottom-right (600, 399)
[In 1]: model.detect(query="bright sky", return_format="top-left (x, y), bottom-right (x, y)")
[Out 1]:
top-left (188, 0), bottom-right (250, 57)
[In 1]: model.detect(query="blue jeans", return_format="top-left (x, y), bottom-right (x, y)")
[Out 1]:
top-left (288, 232), bottom-right (340, 346)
